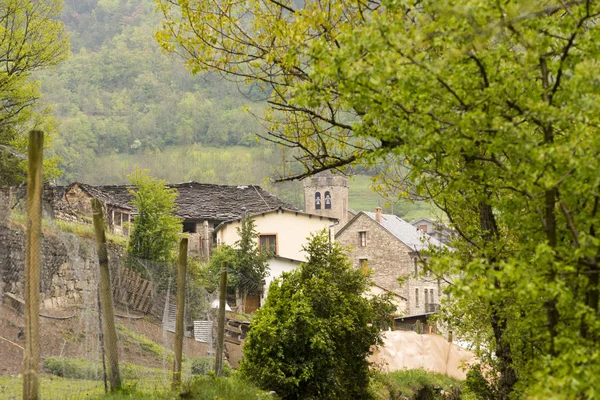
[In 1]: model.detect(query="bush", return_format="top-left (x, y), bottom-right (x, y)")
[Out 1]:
top-left (464, 364), bottom-right (494, 399)
top-left (371, 369), bottom-right (463, 400)
top-left (184, 375), bottom-right (275, 400)
top-left (191, 356), bottom-right (232, 377)
top-left (240, 231), bottom-right (386, 399)
top-left (43, 357), bottom-right (102, 380)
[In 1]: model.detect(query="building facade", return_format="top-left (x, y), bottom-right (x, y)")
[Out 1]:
top-left (303, 170), bottom-right (350, 227)
top-left (336, 208), bottom-right (446, 316)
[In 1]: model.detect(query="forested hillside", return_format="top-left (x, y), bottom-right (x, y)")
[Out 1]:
top-left (40, 0), bottom-right (268, 181)
top-left (37, 0), bottom-right (430, 218)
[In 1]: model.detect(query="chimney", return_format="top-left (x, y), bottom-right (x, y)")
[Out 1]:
top-left (375, 207), bottom-right (382, 223)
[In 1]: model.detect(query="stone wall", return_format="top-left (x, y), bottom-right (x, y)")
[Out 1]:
top-left (336, 213), bottom-right (413, 297)
top-left (336, 213), bottom-right (442, 315)
top-left (0, 187), bottom-right (10, 226)
top-left (0, 223), bottom-right (124, 310)
top-left (303, 171), bottom-right (349, 226)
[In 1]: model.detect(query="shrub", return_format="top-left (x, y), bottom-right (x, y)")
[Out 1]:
top-left (240, 231), bottom-right (387, 399)
top-left (371, 369), bottom-right (463, 400)
top-left (191, 356), bottom-right (232, 377)
top-left (43, 357), bottom-right (102, 380)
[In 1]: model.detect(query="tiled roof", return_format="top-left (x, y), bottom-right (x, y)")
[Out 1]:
top-left (363, 212), bottom-right (446, 251)
top-left (71, 181), bottom-right (297, 221)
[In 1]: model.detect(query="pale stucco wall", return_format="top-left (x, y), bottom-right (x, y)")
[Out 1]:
top-left (262, 257), bottom-right (301, 305)
top-left (216, 209), bottom-right (336, 261)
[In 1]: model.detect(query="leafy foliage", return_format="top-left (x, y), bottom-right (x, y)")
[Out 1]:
top-left (0, 0), bottom-right (69, 184)
top-left (126, 169), bottom-right (182, 264)
top-left (240, 230), bottom-right (385, 399)
top-left (157, 0), bottom-right (600, 398)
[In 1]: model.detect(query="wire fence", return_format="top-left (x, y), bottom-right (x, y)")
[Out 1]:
top-left (0, 192), bottom-right (228, 399)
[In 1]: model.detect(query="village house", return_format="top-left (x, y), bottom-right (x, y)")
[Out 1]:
top-left (52, 181), bottom-right (297, 258)
top-left (214, 207), bottom-right (338, 310)
top-left (335, 208), bottom-right (446, 316)
top-left (411, 217), bottom-right (454, 245)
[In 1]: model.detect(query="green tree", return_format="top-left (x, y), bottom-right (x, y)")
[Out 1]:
top-left (0, 0), bottom-right (69, 184)
top-left (240, 230), bottom-right (383, 399)
top-left (156, 1), bottom-right (600, 398)
top-left (207, 216), bottom-right (269, 313)
top-left (126, 168), bottom-right (182, 264)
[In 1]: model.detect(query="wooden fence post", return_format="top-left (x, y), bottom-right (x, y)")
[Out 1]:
top-left (92, 198), bottom-right (121, 391)
top-left (172, 238), bottom-right (188, 388)
top-left (23, 130), bottom-right (43, 400)
top-left (215, 263), bottom-right (228, 377)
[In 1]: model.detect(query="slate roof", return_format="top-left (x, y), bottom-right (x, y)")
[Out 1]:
top-left (213, 207), bottom-right (338, 233)
top-left (336, 211), bottom-right (446, 251)
top-left (363, 212), bottom-right (446, 251)
top-left (70, 181), bottom-right (297, 221)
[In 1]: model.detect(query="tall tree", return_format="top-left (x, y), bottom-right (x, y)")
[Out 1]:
top-left (0, 0), bottom-right (69, 184)
top-left (156, 1), bottom-right (600, 397)
top-left (127, 168), bottom-right (182, 264)
top-left (233, 215), bottom-right (269, 312)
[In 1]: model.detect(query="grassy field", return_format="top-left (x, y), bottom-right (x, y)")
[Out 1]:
top-left (348, 175), bottom-right (434, 221)
top-left (0, 375), bottom-right (104, 399)
top-left (61, 144), bottom-right (437, 220)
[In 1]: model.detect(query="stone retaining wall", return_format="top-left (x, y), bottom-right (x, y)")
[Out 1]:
top-left (0, 223), bottom-right (124, 310)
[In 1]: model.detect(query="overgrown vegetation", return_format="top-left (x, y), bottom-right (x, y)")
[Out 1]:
top-left (190, 357), bottom-right (232, 377)
top-left (126, 168), bottom-right (182, 270)
top-left (240, 231), bottom-right (393, 399)
top-left (117, 324), bottom-right (174, 362)
top-left (370, 370), bottom-right (463, 400)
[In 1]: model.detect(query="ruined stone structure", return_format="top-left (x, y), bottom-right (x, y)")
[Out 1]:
top-left (336, 209), bottom-right (446, 316)
top-left (303, 170), bottom-right (350, 227)
top-left (0, 223), bottom-right (123, 310)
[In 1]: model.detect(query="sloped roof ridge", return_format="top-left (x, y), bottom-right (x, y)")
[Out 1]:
top-left (363, 211), bottom-right (445, 251)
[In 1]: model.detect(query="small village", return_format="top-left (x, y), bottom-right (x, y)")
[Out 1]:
top-left (1, 1), bottom-right (599, 399)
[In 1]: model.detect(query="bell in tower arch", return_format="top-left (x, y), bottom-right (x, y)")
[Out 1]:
top-left (324, 191), bottom-right (332, 209)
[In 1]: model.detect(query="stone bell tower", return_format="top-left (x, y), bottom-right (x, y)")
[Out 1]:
top-left (303, 170), bottom-right (349, 227)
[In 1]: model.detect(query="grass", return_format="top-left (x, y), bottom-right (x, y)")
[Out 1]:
top-left (0, 374), bottom-right (104, 399)
top-left (371, 369), bottom-right (463, 399)
top-left (9, 211), bottom-right (127, 247)
top-left (116, 324), bottom-right (174, 362)
top-left (348, 175), bottom-right (435, 221)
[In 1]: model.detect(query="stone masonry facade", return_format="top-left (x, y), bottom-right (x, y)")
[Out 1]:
top-left (303, 171), bottom-right (349, 226)
top-left (0, 223), bottom-right (124, 311)
top-left (336, 213), bottom-right (442, 315)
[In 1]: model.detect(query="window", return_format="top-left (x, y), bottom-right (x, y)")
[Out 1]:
top-left (414, 258), bottom-right (419, 275)
top-left (359, 258), bottom-right (369, 274)
top-left (259, 234), bottom-right (277, 254)
top-left (183, 221), bottom-right (197, 233)
top-left (113, 212), bottom-right (122, 226)
top-left (324, 191), bottom-right (332, 209)
top-left (415, 288), bottom-right (419, 307)
top-left (418, 224), bottom-right (428, 233)
top-left (359, 231), bottom-right (367, 247)
top-left (315, 192), bottom-right (322, 210)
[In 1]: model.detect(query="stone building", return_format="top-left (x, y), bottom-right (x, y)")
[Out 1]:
top-left (303, 170), bottom-right (352, 227)
top-left (55, 181), bottom-right (297, 258)
top-left (411, 217), bottom-right (454, 245)
top-left (335, 208), bottom-right (446, 316)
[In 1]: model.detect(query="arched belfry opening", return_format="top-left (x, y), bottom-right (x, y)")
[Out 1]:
top-left (303, 171), bottom-right (349, 227)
